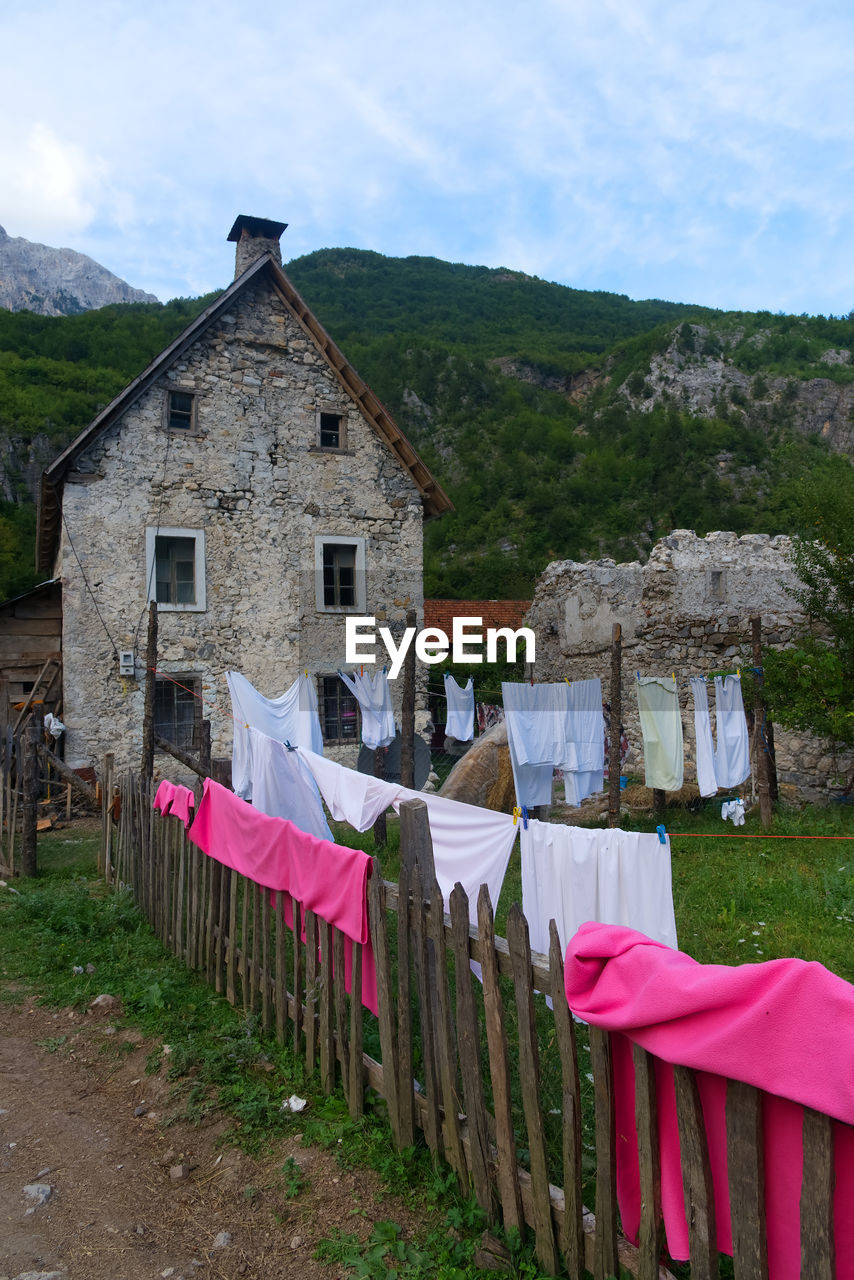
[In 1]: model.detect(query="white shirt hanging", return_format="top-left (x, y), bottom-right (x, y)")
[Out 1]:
top-left (443, 672), bottom-right (475, 742)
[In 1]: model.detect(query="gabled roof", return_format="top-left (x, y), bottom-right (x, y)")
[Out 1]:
top-left (37, 253), bottom-right (452, 573)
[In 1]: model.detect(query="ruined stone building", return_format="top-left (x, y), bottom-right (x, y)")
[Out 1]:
top-left (33, 216), bottom-right (450, 774)
top-left (526, 530), bottom-right (852, 802)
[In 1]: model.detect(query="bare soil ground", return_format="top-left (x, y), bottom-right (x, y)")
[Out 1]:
top-left (0, 997), bottom-right (423, 1280)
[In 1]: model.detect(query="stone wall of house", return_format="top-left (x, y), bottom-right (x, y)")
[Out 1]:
top-left (58, 276), bottom-right (427, 777)
top-left (526, 530), bottom-right (852, 802)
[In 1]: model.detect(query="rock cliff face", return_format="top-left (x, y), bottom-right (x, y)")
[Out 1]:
top-left (0, 226), bottom-right (157, 316)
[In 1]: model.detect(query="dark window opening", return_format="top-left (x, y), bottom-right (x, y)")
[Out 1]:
top-left (155, 674), bottom-right (200, 751)
top-left (168, 390), bottom-right (194, 430)
top-left (319, 675), bottom-right (360, 742)
top-left (22, 681), bottom-right (34, 693)
top-left (319, 411), bottom-right (343, 449)
top-left (155, 535), bottom-right (196, 605)
top-left (322, 543), bottom-right (356, 607)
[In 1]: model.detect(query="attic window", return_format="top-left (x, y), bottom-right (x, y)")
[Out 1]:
top-left (167, 390), bottom-right (196, 430)
top-left (318, 411), bottom-right (345, 450)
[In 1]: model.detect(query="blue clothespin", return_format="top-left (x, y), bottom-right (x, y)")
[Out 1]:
top-left (284, 740), bottom-right (296, 752)
top-left (656, 824), bottom-right (667, 844)
top-left (521, 805), bottom-right (529, 830)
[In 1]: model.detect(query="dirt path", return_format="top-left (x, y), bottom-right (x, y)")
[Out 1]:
top-left (0, 997), bottom-right (420, 1280)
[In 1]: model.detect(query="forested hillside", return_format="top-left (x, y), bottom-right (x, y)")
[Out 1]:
top-left (1, 248), bottom-right (852, 602)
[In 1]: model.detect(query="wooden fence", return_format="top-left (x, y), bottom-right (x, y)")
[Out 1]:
top-left (103, 770), bottom-right (841, 1280)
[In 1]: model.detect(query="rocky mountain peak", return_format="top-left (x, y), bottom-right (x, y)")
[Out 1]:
top-left (0, 226), bottom-right (158, 316)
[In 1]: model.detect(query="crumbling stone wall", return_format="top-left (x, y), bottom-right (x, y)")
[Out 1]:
top-left (527, 530), bottom-right (852, 802)
top-left (58, 276), bottom-right (427, 775)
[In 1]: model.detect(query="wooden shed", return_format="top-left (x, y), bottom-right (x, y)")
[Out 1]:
top-left (0, 579), bottom-right (62, 734)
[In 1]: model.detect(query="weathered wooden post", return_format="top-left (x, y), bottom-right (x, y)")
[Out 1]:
top-left (20, 713), bottom-right (41, 877)
top-left (608, 623), bottom-right (622, 829)
top-left (751, 616), bottom-right (773, 832)
top-left (372, 746), bottom-right (387, 848)
top-left (141, 601), bottom-right (158, 782)
top-left (400, 608), bottom-right (416, 790)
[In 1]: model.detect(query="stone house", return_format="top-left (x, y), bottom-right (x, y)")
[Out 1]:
top-left (34, 216), bottom-right (450, 775)
top-left (526, 530), bottom-right (852, 802)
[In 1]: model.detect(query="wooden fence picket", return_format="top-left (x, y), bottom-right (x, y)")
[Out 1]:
top-left (548, 919), bottom-right (585, 1279)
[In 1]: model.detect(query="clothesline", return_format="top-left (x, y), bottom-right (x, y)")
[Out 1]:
top-left (667, 830), bottom-right (854, 841)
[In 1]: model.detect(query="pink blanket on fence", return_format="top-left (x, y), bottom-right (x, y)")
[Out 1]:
top-left (153, 779), bottom-right (196, 826)
top-left (188, 778), bottom-right (377, 1014)
top-left (563, 922), bottom-right (854, 1278)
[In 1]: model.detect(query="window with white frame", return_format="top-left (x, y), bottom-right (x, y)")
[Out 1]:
top-left (314, 535), bottom-right (366, 612)
top-left (146, 527), bottom-right (207, 611)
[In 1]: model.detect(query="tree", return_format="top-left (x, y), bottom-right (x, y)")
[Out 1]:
top-left (763, 460), bottom-right (854, 759)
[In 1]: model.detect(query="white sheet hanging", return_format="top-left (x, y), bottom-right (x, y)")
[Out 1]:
top-left (562, 678), bottom-right (605, 806)
top-left (520, 819), bottom-right (678, 967)
top-left (443, 672), bottom-right (475, 742)
top-left (636, 676), bottom-right (684, 792)
top-left (244, 727), bottom-right (333, 840)
top-left (690, 677), bottom-right (718, 798)
top-left (338, 669), bottom-right (396, 749)
top-left (227, 671), bottom-right (324, 800)
top-left (299, 748), bottom-right (518, 927)
top-left (714, 674), bottom-right (751, 789)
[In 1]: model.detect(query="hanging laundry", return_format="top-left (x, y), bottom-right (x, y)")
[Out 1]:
top-left (503, 681), bottom-right (568, 808)
top-left (503, 680), bottom-right (605, 808)
top-left (562, 679), bottom-right (605, 807)
top-left (188, 778), bottom-right (377, 1013)
top-left (299, 749), bottom-right (518, 932)
top-left (521, 820), bottom-right (677, 970)
top-left (636, 676), bottom-right (683, 791)
top-left (443, 672), bottom-right (475, 742)
top-left (227, 671), bottom-right (324, 800)
top-left (721, 798), bottom-right (745, 826)
top-left (244, 726), bottom-right (333, 840)
top-left (689, 676), bottom-right (718, 797)
top-left (338, 669), bottom-right (396, 749)
top-left (714, 673), bottom-right (751, 789)
top-left (563, 922), bottom-right (854, 1278)
top-left (153, 779), bottom-right (196, 827)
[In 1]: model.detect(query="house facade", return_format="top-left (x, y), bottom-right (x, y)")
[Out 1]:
top-left (36, 217), bottom-right (450, 774)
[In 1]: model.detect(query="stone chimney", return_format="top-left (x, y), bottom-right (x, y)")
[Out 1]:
top-left (227, 215), bottom-right (288, 279)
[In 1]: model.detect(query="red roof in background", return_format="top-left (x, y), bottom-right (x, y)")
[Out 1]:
top-left (424, 600), bottom-right (531, 633)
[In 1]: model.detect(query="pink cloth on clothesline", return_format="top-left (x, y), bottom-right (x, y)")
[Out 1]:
top-left (153, 779), bottom-right (196, 826)
top-left (563, 922), bottom-right (854, 1278)
top-left (188, 778), bottom-right (377, 1014)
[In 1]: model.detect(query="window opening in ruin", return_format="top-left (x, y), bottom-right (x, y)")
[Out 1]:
top-left (155, 673), bottom-right (200, 751)
top-left (318, 411), bottom-right (344, 449)
top-left (708, 568), bottom-right (727, 602)
top-left (167, 390), bottom-right (195, 430)
top-left (318, 674), bottom-right (360, 742)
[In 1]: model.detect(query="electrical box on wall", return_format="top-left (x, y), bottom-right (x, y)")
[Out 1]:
top-left (119, 650), bottom-right (135, 678)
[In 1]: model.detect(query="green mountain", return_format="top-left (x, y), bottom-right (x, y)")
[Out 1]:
top-left (1, 248), bottom-right (852, 602)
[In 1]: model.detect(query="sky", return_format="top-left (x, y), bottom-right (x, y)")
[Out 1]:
top-left (3, 0), bottom-right (854, 315)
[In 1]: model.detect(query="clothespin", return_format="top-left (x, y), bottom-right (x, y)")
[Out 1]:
top-left (304, 669), bottom-right (308, 678)
top-left (521, 805), bottom-right (529, 829)
top-left (564, 677), bottom-right (571, 686)
top-left (512, 806), bottom-right (521, 826)
top-left (737, 667), bottom-right (741, 678)
top-left (284, 740), bottom-right (296, 752)
top-left (672, 672), bottom-right (675, 682)
top-left (656, 824), bottom-right (667, 845)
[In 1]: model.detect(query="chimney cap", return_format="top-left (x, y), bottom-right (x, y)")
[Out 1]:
top-left (227, 215), bottom-right (288, 243)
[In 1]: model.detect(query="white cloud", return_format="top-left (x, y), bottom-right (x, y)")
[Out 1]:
top-left (0, 121), bottom-right (107, 243)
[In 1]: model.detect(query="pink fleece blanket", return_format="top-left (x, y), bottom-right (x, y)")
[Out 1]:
top-left (564, 922), bottom-right (854, 1278)
top-left (188, 778), bottom-right (377, 1014)
top-left (153, 779), bottom-right (196, 826)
